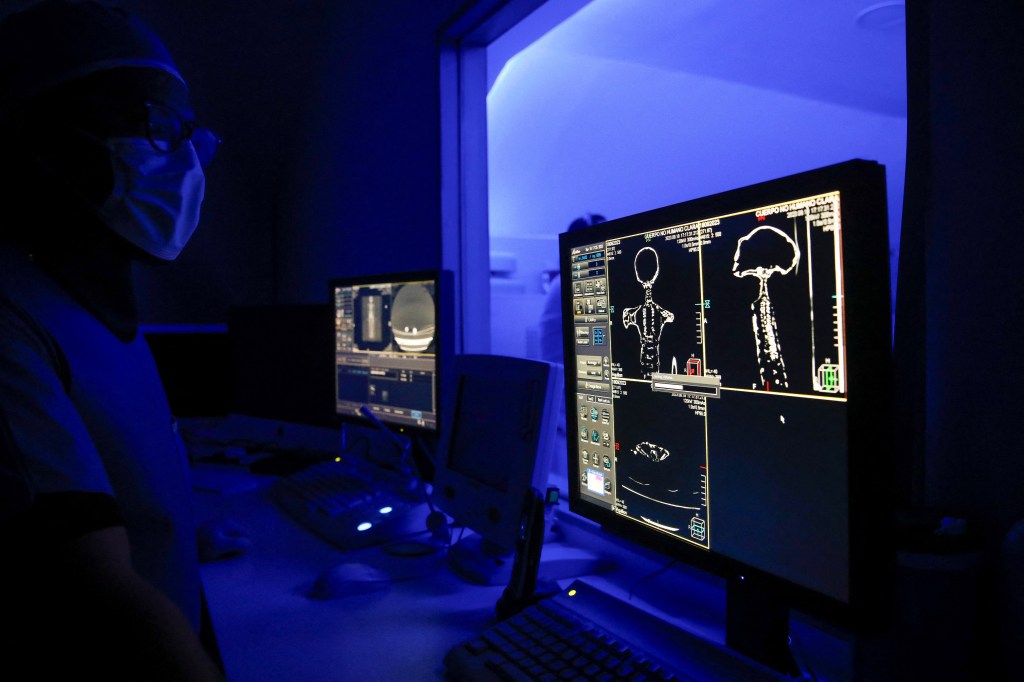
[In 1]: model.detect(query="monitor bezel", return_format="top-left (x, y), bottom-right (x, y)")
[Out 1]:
top-left (559, 159), bottom-right (892, 631)
top-left (327, 269), bottom-right (453, 439)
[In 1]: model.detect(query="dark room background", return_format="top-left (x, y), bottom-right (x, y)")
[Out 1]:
top-left (3, 0), bottom-right (1022, 638)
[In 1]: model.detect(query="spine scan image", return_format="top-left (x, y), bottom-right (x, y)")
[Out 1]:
top-left (731, 226), bottom-right (801, 390)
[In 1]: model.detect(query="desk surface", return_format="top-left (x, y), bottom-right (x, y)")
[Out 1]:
top-left (192, 463), bottom-right (855, 682)
top-left (193, 468), bottom-right (511, 681)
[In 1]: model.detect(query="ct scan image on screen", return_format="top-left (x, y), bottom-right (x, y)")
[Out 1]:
top-left (348, 281), bottom-right (437, 354)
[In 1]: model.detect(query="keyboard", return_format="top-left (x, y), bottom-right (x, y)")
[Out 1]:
top-left (444, 580), bottom-right (789, 682)
top-left (268, 456), bottom-right (427, 551)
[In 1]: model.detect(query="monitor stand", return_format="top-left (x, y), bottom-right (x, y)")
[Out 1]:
top-left (447, 534), bottom-right (514, 586)
top-left (725, 576), bottom-right (800, 676)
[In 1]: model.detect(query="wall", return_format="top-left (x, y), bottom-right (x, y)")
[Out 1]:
top-left (916, 1), bottom-right (1024, 543)
top-left (486, 47), bottom-right (906, 358)
top-left (892, 2), bottom-right (1024, 674)
top-left (275, 2), bottom-right (466, 302)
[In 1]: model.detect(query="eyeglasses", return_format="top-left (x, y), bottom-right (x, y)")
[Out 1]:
top-left (145, 101), bottom-right (222, 166)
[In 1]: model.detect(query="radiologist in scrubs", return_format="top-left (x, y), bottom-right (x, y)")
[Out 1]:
top-left (0, 2), bottom-right (224, 678)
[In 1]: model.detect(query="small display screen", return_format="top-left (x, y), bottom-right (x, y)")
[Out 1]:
top-left (332, 275), bottom-right (442, 432)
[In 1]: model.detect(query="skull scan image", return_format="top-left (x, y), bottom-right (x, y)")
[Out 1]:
top-left (390, 284), bottom-right (435, 352)
top-left (624, 441), bottom-right (703, 524)
top-left (732, 226), bottom-right (800, 389)
top-left (624, 441), bottom-right (676, 507)
top-left (622, 247), bottom-right (675, 378)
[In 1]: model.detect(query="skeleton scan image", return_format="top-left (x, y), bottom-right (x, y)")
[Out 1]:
top-left (621, 247), bottom-right (675, 379)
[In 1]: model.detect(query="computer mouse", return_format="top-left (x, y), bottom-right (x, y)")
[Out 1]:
top-left (308, 562), bottom-right (391, 600)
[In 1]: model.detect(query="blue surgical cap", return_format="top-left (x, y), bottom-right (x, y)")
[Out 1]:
top-left (0, 0), bottom-right (185, 115)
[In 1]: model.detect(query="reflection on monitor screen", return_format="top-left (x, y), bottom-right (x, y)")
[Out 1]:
top-left (561, 160), bottom-right (892, 671)
top-left (331, 271), bottom-right (450, 433)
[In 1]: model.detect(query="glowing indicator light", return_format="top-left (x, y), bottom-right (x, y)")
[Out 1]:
top-left (379, 506), bottom-right (393, 515)
top-left (567, 589), bottom-right (577, 597)
top-left (356, 522), bottom-right (372, 532)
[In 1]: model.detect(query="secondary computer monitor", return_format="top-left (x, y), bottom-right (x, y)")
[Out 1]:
top-left (431, 354), bottom-right (563, 584)
top-left (560, 159), bottom-right (892, 672)
top-left (329, 270), bottom-right (453, 442)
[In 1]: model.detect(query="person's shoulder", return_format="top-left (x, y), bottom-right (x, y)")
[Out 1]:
top-left (0, 248), bottom-right (70, 385)
top-left (0, 241), bottom-right (54, 311)
top-left (0, 240), bottom-right (88, 341)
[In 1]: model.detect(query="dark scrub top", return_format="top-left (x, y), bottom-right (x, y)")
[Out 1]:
top-left (0, 240), bottom-right (202, 648)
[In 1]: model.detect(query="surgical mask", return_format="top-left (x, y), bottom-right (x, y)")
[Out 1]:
top-left (100, 137), bottom-right (205, 261)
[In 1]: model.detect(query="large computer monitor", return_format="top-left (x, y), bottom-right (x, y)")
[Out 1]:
top-left (330, 270), bottom-right (453, 446)
top-left (560, 159), bottom-right (892, 672)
